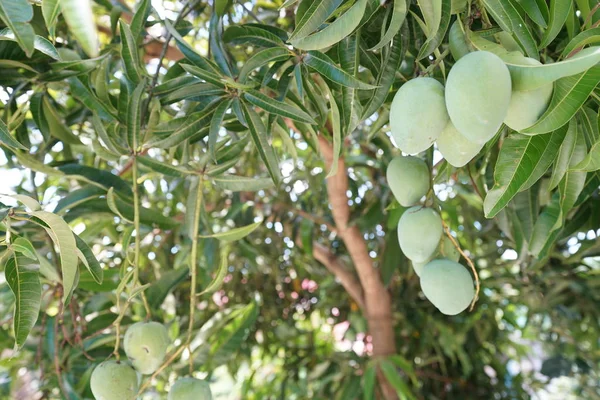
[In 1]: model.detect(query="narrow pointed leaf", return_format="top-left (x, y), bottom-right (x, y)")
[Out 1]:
top-left (11, 194), bottom-right (41, 211)
top-left (238, 47), bottom-right (292, 82)
top-left (130, 0), bottom-right (151, 39)
top-left (224, 25), bottom-right (285, 48)
top-left (127, 80), bottom-right (146, 149)
top-left (42, 97), bottom-right (82, 144)
top-left (199, 221), bottom-right (262, 242)
top-left (5, 255), bottom-right (41, 349)
top-left (209, 99), bottom-right (232, 162)
top-left (0, 0), bottom-right (35, 57)
top-left (136, 155), bottom-right (192, 177)
top-left (0, 117), bottom-right (27, 150)
top-left (369, 0), bottom-right (407, 51)
top-left (338, 34), bottom-right (362, 135)
top-left (244, 90), bottom-right (316, 124)
top-left (548, 119), bottom-right (577, 189)
top-left (60, 0), bottom-right (99, 57)
top-left (481, 0), bottom-right (538, 58)
top-left (304, 50), bottom-right (377, 89)
top-left (539, 0), bottom-right (570, 48)
top-left (119, 21), bottom-right (142, 84)
top-left (42, 0), bottom-right (62, 37)
top-left (74, 234), bottom-right (103, 284)
top-left (290, 0), bottom-right (343, 41)
top-left (0, 28), bottom-right (60, 59)
top-left (212, 175), bottom-right (275, 191)
top-left (418, 0), bottom-right (450, 59)
top-left (106, 187), bottom-right (133, 223)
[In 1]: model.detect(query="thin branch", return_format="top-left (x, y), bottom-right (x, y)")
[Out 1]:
top-left (312, 242), bottom-right (366, 309)
top-left (468, 163), bottom-right (484, 200)
top-left (441, 220), bottom-right (480, 311)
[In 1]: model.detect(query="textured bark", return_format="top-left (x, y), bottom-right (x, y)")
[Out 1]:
top-left (318, 136), bottom-right (398, 400)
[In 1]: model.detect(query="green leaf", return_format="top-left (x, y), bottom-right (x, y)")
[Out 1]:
top-left (522, 66), bottom-right (600, 134)
top-left (146, 268), bottom-right (189, 309)
top-left (127, 80), bottom-right (146, 149)
top-left (212, 175), bottom-right (275, 191)
top-left (362, 27), bottom-right (404, 119)
top-left (180, 63), bottom-right (226, 87)
top-left (11, 194), bottom-right (41, 211)
top-left (290, 0), bottom-right (343, 41)
top-left (209, 99), bottom-right (232, 162)
top-left (42, 0), bottom-right (62, 37)
top-left (60, 0), bottom-right (99, 57)
top-left (561, 28), bottom-right (600, 57)
top-left (304, 50), bottom-right (377, 89)
top-left (58, 164), bottom-right (132, 197)
top-left (380, 360), bottom-right (417, 400)
top-left (549, 119), bottom-right (577, 189)
top-left (518, 0), bottom-right (548, 27)
top-left (31, 211), bottom-right (78, 304)
top-left (199, 221), bottom-right (262, 242)
top-left (240, 101), bottom-right (282, 185)
top-left (338, 34), bottom-right (362, 135)
top-left (238, 47), bottom-right (292, 83)
top-left (130, 0), bottom-right (151, 39)
top-left (362, 366), bottom-right (376, 400)
top-left (481, 0), bottom-right (538, 58)
top-left (223, 25), bottom-right (285, 48)
top-left (0, 28), bottom-right (60, 60)
top-left (14, 152), bottom-right (63, 177)
top-left (290, 0), bottom-right (368, 50)
top-left (418, 0), bottom-right (450, 59)
top-left (74, 234), bottom-right (103, 284)
top-left (484, 126), bottom-right (568, 218)
top-left (12, 237), bottom-right (38, 260)
top-left (42, 97), bottom-right (82, 144)
top-left (0, 0), bottom-right (35, 57)
top-left (244, 90), bottom-right (316, 124)
top-left (198, 246), bottom-right (230, 296)
top-left (572, 140), bottom-right (600, 171)
top-left (215, 0), bottom-right (231, 16)
top-left (368, 0), bottom-right (407, 51)
top-left (538, 0), bottom-right (570, 48)
top-left (119, 21), bottom-right (142, 84)
top-left (5, 254), bottom-right (41, 349)
top-left (136, 156), bottom-right (192, 177)
top-left (68, 77), bottom-right (117, 121)
top-left (208, 302), bottom-right (259, 365)
top-left (0, 116), bottom-right (27, 151)
top-left (316, 79), bottom-right (342, 178)
top-left (106, 187), bottom-right (133, 223)
top-left (164, 20), bottom-right (222, 74)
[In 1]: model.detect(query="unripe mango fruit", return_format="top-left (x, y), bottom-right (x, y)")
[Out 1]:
top-left (436, 120), bottom-right (484, 167)
top-left (390, 77), bottom-right (449, 154)
top-left (439, 236), bottom-right (460, 262)
top-left (90, 360), bottom-right (139, 400)
top-left (445, 51), bottom-right (512, 144)
top-left (420, 259), bottom-right (475, 315)
top-left (168, 377), bottom-right (213, 400)
top-left (386, 156), bottom-right (430, 206)
top-left (504, 57), bottom-right (553, 132)
top-left (124, 321), bottom-right (170, 375)
top-left (397, 207), bottom-right (442, 262)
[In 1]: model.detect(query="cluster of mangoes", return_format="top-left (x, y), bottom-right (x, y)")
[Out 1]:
top-left (90, 321), bottom-right (212, 400)
top-left (389, 50), bottom-right (552, 166)
top-left (387, 156), bottom-right (475, 315)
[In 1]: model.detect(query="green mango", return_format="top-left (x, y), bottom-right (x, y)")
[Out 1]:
top-left (420, 259), bottom-right (475, 315)
top-left (436, 120), bottom-right (484, 167)
top-left (124, 321), bottom-right (170, 375)
top-left (386, 156), bottom-right (430, 206)
top-left (397, 207), bottom-right (442, 262)
top-left (90, 360), bottom-right (139, 400)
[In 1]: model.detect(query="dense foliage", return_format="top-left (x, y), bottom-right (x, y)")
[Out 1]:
top-left (0, 0), bottom-right (599, 399)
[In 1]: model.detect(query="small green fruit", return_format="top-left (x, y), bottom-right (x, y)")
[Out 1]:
top-left (504, 57), bottom-right (553, 132)
top-left (446, 51), bottom-right (512, 144)
top-left (168, 377), bottom-right (213, 400)
top-left (420, 259), bottom-right (475, 315)
top-left (386, 156), bottom-right (430, 206)
top-left (436, 120), bottom-right (484, 167)
top-left (124, 321), bottom-right (170, 375)
top-left (90, 360), bottom-right (139, 400)
top-left (397, 207), bottom-right (442, 262)
top-left (390, 77), bottom-right (449, 154)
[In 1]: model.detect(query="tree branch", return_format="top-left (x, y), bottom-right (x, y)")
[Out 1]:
top-left (312, 242), bottom-right (365, 310)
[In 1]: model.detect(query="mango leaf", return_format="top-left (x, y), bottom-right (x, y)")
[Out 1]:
top-left (60, 0), bottom-right (99, 57)
top-left (5, 254), bottom-right (41, 349)
top-left (164, 20), bottom-right (221, 74)
top-left (0, 0), bottom-right (35, 57)
top-left (548, 119), bottom-right (577, 189)
top-left (212, 175), bottom-right (275, 191)
top-left (199, 221), bottom-right (262, 242)
top-left (244, 90), bottom-right (316, 124)
top-left (119, 21), bottom-right (142, 84)
top-left (136, 156), bottom-right (193, 177)
top-left (238, 47), bottom-right (292, 83)
top-left (316, 79), bottom-right (341, 178)
top-left (198, 246), bottom-right (230, 297)
top-left (126, 80), bottom-right (146, 149)
top-left (42, 97), bottom-right (82, 144)
top-left (209, 99), bottom-right (232, 162)
top-left (290, 0), bottom-right (367, 50)
top-left (518, 0), bottom-right (548, 27)
top-left (0, 28), bottom-right (60, 60)
top-left (369, 0), bottom-right (407, 51)
top-left (290, 0), bottom-right (343, 41)
top-left (572, 140), bottom-right (600, 171)
top-left (146, 267), bottom-right (189, 309)
top-left (31, 211), bottom-right (78, 304)
top-left (561, 28), bottom-right (600, 57)
top-left (304, 50), bottom-right (377, 89)
top-left (362, 365), bottom-right (376, 400)
top-left (11, 194), bottom-right (41, 211)
top-left (74, 234), bottom-right (103, 284)
top-left (418, 0), bottom-right (450, 59)
top-left (362, 27), bottom-right (404, 119)
top-left (484, 126), bottom-right (568, 218)
top-left (223, 25), bottom-right (285, 48)
top-left (15, 152), bottom-right (63, 177)
top-left (0, 116), bottom-right (27, 150)
top-left (106, 187), bottom-right (133, 223)
top-left (379, 360), bottom-right (417, 400)
top-left (180, 64), bottom-right (226, 87)
top-left (209, 302), bottom-right (259, 365)
top-left (538, 0), bottom-right (570, 48)
top-left (481, 0), bottom-right (538, 58)
top-left (338, 34), bottom-right (363, 135)
top-left (240, 101), bottom-right (282, 184)
top-left (58, 164), bottom-right (132, 197)
top-left (522, 66), bottom-right (600, 134)
top-left (130, 0), bottom-right (151, 39)
top-left (42, 0), bottom-right (61, 37)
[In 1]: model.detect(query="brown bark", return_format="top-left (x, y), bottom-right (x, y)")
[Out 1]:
top-left (318, 136), bottom-right (398, 400)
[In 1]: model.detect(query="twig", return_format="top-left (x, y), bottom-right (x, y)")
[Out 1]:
top-left (467, 163), bottom-right (484, 200)
top-left (441, 220), bottom-right (480, 311)
top-left (237, 0), bottom-right (261, 23)
top-left (583, 2), bottom-right (600, 29)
